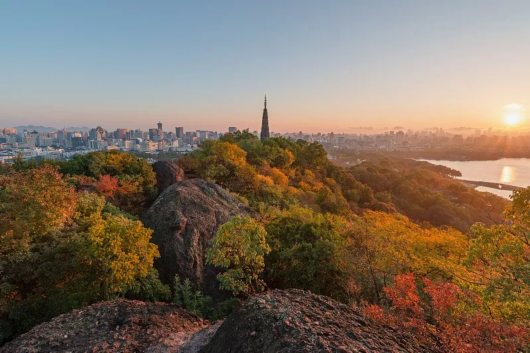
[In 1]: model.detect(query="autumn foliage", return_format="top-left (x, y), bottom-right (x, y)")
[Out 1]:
top-left (95, 174), bottom-right (119, 198)
top-left (179, 134), bottom-right (530, 350)
top-left (2, 139), bottom-right (530, 351)
top-left (363, 274), bottom-right (529, 352)
top-left (0, 165), bottom-right (164, 344)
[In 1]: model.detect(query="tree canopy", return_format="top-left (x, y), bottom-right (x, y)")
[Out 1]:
top-left (0, 166), bottom-right (165, 344)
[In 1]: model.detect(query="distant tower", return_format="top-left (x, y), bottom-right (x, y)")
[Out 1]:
top-left (157, 122), bottom-right (164, 140)
top-left (260, 95), bottom-right (270, 142)
top-left (175, 127), bottom-right (184, 139)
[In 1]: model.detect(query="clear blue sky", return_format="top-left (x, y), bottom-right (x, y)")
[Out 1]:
top-left (1, 0), bottom-right (529, 132)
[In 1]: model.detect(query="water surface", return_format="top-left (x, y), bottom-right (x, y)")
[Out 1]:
top-left (420, 158), bottom-right (530, 199)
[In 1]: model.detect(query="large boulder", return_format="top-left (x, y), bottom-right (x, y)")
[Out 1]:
top-left (152, 160), bottom-right (185, 194)
top-left (201, 289), bottom-right (441, 353)
top-left (0, 300), bottom-right (209, 353)
top-left (142, 179), bottom-right (255, 297)
top-left (0, 290), bottom-right (442, 353)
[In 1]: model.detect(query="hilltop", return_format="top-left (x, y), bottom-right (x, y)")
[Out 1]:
top-left (1, 290), bottom-right (436, 353)
top-left (1, 137), bottom-right (528, 351)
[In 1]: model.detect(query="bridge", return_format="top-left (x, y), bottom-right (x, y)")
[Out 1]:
top-left (458, 179), bottom-right (523, 192)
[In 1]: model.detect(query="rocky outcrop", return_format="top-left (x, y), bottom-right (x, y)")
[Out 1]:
top-left (202, 289), bottom-right (440, 353)
top-left (1, 290), bottom-right (442, 353)
top-left (0, 300), bottom-right (209, 353)
top-left (152, 160), bottom-right (185, 194)
top-left (142, 179), bottom-right (255, 298)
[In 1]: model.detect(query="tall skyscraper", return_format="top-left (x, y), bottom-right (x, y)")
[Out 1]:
top-left (57, 128), bottom-right (68, 144)
top-left (115, 128), bottom-right (128, 140)
top-left (149, 128), bottom-right (159, 141)
top-left (175, 127), bottom-right (184, 139)
top-left (260, 95), bottom-right (270, 142)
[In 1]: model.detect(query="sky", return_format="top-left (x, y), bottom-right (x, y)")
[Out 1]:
top-left (1, 0), bottom-right (530, 133)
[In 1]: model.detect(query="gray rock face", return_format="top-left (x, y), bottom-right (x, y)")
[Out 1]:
top-left (142, 179), bottom-right (255, 297)
top-left (0, 290), bottom-right (442, 353)
top-left (201, 289), bottom-right (441, 353)
top-left (152, 160), bottom-right (185, 194)
top-left (0, 300), bottom-right (209, 353)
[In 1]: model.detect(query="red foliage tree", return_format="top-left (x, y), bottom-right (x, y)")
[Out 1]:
top-left (95, 174), bottom-right (119, 198)
top-left (363, 274), bottom-right (529, 352)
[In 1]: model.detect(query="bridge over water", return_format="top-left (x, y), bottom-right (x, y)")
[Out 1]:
top-left (458, 179), bottom-right (522, 192)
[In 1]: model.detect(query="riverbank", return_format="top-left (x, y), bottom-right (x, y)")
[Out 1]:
top-left (388, 149), bottom-right (530, 161)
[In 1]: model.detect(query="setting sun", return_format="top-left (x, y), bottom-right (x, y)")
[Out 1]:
top-left (505, 114), bottom-right (522, 126)
top-left (504, 104), bottom-right (525, 126)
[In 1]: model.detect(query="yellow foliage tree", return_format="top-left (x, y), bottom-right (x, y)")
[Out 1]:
top-left (347, 210), bottom-right (468, 301)
top-left (0, 165), bottom-right (77, 254)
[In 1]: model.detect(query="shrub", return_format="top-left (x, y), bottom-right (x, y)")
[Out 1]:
top-left (206, 216), bottom-right (270, 296)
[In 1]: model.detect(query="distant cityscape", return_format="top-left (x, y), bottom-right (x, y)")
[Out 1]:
top-left (3, 125), bottom-right (530, 164)
top-left (2, 98), bottom-right (530, 163)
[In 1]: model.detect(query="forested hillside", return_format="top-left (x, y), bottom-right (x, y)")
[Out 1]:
top-left (1, 135), bottom-right (528, 351)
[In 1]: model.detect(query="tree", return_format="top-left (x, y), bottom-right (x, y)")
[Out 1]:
top-left (59, 150), bottom-right (156, 188)
top-left (206, 216), bottom-right (270, 296)
top-left (363, 274), bottom-right (529, 352)
top-left (466, 187), bottom-right (530, 322)
top-left (95, 174), bottom-right (119, 198)
top-left (77, 193), bottom-right (160, 297)
top-left (316, 185), bottom-right (349, 215)
top-left (54, 151), bottom-right (157, 215)
top-left (346, 211), bottom-right (468, 303)
top-left (0, 165), bottom-right (77, 253)
top-left (0, 167), bottom-right (164, 344)
top-left (264, 207), bottom-right (351, 301)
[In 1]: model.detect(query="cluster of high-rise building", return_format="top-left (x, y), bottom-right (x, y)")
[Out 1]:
top-left (3, 97), bottom-right (530, 163)
top-left (290, 127), bottom-right (530, 153)
top-left (0, 123), bottom-right (268, 164)
top-left (0, 96), bottom-right (273, 163)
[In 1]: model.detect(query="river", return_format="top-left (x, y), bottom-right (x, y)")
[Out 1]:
top-left (420, 158), bottom-right (530, 199)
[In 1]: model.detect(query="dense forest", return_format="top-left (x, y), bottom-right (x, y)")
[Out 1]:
top-left (1, 133), bottom-right (529, 351)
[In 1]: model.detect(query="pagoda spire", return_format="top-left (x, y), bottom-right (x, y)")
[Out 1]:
top-left (260, 95), bottom-right (270, 142)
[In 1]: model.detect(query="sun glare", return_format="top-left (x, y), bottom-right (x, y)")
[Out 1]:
top-left (503, 104), bottom-right (525, 127)
top-left (505, 114), bottom-right (521, 126)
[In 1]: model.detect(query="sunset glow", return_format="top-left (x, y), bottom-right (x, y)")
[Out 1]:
top-left (1, 2), bottom-right (530, 131)
top-left (2, 3), bottom-right (530, 351)
top-left (504, 104), bottom-right (525, 127)
top-left (505, 114), bottom-right (522, 126)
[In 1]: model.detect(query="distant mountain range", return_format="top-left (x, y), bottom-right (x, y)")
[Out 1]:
top-left (13, 125), bottom-right (92, 133)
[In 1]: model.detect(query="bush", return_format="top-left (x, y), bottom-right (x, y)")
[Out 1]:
top-left (206, 216), bottom-right (270, 296)
top-left (173, 275), bottom-right (212, 317)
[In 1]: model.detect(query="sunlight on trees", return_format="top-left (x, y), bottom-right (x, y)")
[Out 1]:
top-left (206, 216), bottom-right (270, 296)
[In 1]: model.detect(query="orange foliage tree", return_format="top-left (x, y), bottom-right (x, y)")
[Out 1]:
top-left (95, 174), bottom-right (119, 198)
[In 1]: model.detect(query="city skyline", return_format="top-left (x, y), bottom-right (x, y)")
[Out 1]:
top-left (2, 1), bottom-right (530, 131)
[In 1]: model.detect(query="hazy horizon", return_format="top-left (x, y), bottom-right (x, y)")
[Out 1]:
top-left (6, 123), bottom-right (529, 136)
top-left (2, 0), bottom-right (530, 133)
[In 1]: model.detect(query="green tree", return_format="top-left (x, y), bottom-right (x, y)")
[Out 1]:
top-left (264, 207), bottom-right (350, 301)
top-left (206, 216), bottom-right (270, 296)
